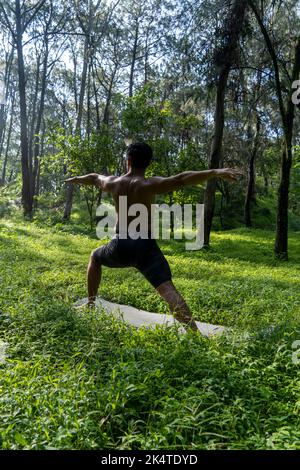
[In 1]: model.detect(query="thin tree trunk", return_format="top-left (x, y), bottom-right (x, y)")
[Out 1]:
top-left (204, 67), bottom-right (229, 244)
top-left (92, 70), bottom-right (101, 132)
top-left (33, 120), bottom-right (45, 209)
top-left (34, 162), bottom-right (41, 209)
top-left (63, 28), bottom-right (91, 220)
top-left (86, 62), bottom-right (91, 139)
top-left (0, 48), bottom-right (14, 154)
top-left (103, 68), bottom-right (116, 126)
top-left (129, 21), bottom-right (139, 98)
top-left (264, 174), bottom-right (268, 195)
top-left (1, 91), bottom-right (15, 185)
top-left (75, 36), bottom-right (89, 132)
top-left (275, 144), bottom-right (292, 258)
top-left (144, 30), bottom-right (149, 85)
top-left (28, 54), bottom-right (40, 172)
top-left (244, 114), bottom-right (260, 227)
top-left (0, 103), bottom-right (6, 158)
top-left (33, 38), bottom-right (48, 197)
top-left (15, 0), bottom-right (33, 217)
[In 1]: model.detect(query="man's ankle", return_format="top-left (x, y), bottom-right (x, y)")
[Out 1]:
top-left (88, 296), bottom-right (96, 304)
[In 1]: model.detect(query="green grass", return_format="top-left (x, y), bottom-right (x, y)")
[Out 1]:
top-left (0, 218), bottom-right (300, 449)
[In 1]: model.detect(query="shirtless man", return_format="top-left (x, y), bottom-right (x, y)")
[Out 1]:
top-left (65, 142), bottom-right (242, 331)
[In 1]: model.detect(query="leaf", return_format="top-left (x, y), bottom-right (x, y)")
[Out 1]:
top-left (14, 432), bottom-right (28, 446)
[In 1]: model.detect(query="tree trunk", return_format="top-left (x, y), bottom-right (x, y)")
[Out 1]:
top-left (204, 67), bottom-right (229, 244)
top-left (244, 114), bottom-right (260, 227)
top-left (33, 37), bottom-right (48, 197)
top-left (0, 48), bottom-right (13, 156)
top-left (75, 36), bottom-right (89, 133)
top-left (92, 69), bottom-right (101, 132)
top-left (103, 68), bottom-right (116, 126)
top-left (63, 29), bottom-right (90, 220)
top-left (0, 103), bottom-right (6, 157)
top-left (28, 54), bottom-right (40, 173)
top-left (274, 37), bottom-right (300, 259)
top-left (86, 62), bottom-right (92, 139)
top-left (1, 91), bottom-right (15, 185)
top-left (264, 175), bottom-right (268, 195)
top-left (129, 21), bottom-right (139, 98)
top-left (33, 120), bottom-right (45, 209)
top-left (144, 30), bottom-right (150, 85)
top-left (274, 144), bottom-right (292, 259)
top-left (15, 0), bottom-right (33, 218)
top-left (248, 1), bottom-right (300, 259)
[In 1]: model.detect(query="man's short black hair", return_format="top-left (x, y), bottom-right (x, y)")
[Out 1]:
top-left (126, 142), bottom-right (153, 169)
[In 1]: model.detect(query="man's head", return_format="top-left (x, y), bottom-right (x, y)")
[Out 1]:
top-left (126, 142), bottom-right (153, 170)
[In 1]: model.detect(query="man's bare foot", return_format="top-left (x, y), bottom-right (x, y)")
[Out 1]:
top-left (74, 299), bottom-right (96, 310)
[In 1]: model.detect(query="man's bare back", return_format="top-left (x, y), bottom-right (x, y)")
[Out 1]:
top-left (65, 142), bottom-right (242, 331)
top-left (107, 174), bottom-right (156, 234)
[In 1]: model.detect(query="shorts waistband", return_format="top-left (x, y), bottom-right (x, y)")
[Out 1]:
top-left (114, 230), bottom-right (153, 239)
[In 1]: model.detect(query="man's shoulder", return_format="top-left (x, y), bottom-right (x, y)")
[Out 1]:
top-left (101, 174), bottom-right (118, 181)
top-left (147, 176), bottom-right (160, 181)
top-left (145, 176), bottom-right (164, 184)
top-left (97, 174), bottom-right (119, 192)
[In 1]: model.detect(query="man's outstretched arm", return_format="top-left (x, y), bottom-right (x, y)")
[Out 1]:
top-left (64, 173), bottom-right (116, 191)
top-left (149, 168), bottom-right (243, 194)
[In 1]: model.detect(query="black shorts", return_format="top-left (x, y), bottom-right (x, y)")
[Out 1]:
top-left (92, 236), bottom-right (172, 289)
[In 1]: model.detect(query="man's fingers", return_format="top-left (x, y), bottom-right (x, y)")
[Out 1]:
top-left (226, 169), bottom-right (245, 180)
top-left (220, 169), bottom-right (245, 182)
top-left (232, 169), bottom-right (245, 177)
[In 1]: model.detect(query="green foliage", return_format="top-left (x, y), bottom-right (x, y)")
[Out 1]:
top-left (121, 84), bottom-right (205, 184)
top-left (43, 126), bottom-right (121, 181)
top-left (0, 220), bottom-right (300, 449)
top-left (41, 126), bottom-right (124, 227)
top-left (0, 183), bottom-right (21, 218)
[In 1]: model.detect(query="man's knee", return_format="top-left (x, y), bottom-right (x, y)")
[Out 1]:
top-left (90, 249), bottom-right (101, 265)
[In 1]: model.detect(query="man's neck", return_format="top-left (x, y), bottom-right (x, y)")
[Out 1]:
top-left (126, 168), bottom-right (146, 177)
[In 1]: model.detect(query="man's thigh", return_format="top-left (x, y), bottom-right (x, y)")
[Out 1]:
top-left (137, 242), bottom-right (172, 288)
top-left (92, 238), bottom-right (125, 268)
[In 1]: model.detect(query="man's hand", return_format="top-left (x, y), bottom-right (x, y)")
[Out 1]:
top-left (64, 177), bottom-right (79, 184)
top-left (215, 168), bottom-right (244, 182)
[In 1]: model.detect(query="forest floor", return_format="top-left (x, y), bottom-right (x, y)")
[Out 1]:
top-left (0, 218), bottom-right (300, 449)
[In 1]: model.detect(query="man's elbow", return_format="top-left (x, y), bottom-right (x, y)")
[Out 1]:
top-left (175, 172), bottom-right (189, 186)
top-left (165, 173), bottom-right (187, 191)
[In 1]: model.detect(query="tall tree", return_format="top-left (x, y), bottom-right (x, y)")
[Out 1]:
top-left (0, 0), bottom-right (46, 217)
top-left (203, 0), bottom-right (248, 245)
top-left (249, 0), bottom-right (300, 259)
top-left (63, 0), bottom-right (120, 220)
